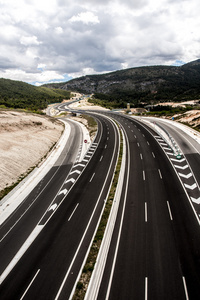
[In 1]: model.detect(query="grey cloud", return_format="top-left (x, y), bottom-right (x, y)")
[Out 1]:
top-left (0, 0), bottom-right (198, 83)
top-left (116, 0), bottom-right (148, 9)
top-left (0, 57), bottom-right (18, 70)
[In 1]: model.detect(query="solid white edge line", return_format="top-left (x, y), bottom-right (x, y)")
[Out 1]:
top-left (0, 119), bottom-right (97, 284)
top-left (145, 277), bottom-right (148, 300)
top-left (0, 225), bottom-right (43, 284)
top-left (145, 203), bottom-right (147, 222)
top-left (0, 121), bottom-right (72, 227)
top-left (68, 203), bottom-right (79, 222)
top-left (104, 127), bottom-right (130, 300)
top-left (20, 269), bottom-right (40, 300)
top-left (167, 201), bottom-right (173, 220)
top-left (182, 276), bottom-right (189, 300)
top-left (0, 113), bottom-right (100, 289)
top-left (131, 116), bottom-right (200, 226)
top-left (55, 115), bottom-right (118, 300)
top-left (85, 124), bottom-right (127, 300)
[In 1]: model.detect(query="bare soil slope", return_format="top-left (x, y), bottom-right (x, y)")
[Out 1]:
top-left (0, 110), bottom-right (64, 196)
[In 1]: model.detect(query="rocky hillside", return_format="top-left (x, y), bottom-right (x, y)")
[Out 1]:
top-left (175, 110), bottom-right (200, 130)
top-left (45, 59), bottom-right (200, 106)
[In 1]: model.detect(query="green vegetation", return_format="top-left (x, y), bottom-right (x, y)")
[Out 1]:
top-left (46, 59), bottom-right (200, 108)
top-left (146, 105), bottom-right (198, 116)
top-left (88, 92), bottom-right (148, 109)
top-left (0, 78), bottom-right (71, 111)
top-left (81, 114), bottom-right (97, 128)
top-left (74, 114), bottom-right (98, 139)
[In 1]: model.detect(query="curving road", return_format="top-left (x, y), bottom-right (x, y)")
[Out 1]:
top-left (0, 104), bottom-right (200, 300)
top-left (0, 113), bottom-right (120, 299)
top-left (86, 112), bottom-right (200, 300)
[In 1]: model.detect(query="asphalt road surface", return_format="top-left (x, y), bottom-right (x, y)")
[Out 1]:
top-left (0, 113), bottom-right (120, 299)
top-left (1, 107), bottom-right (200, 300)
top-left (86, 112), bottom-right (200, 300)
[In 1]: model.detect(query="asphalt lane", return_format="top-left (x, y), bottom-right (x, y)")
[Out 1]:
top-left (0, 119), bottom-right (83, 275)
top-left (0, 114), bottom-right (120, 299)
top-left (95, 113), bottom-right (200, 300)
top-left (149, 118), bottom-right (200, 186)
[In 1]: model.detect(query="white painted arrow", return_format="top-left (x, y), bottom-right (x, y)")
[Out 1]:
top-left (191, 197), bottom-right (200, 204)
top-left (184, 183), bottom-right (197, 190)
top-left (48, 203), bottom-right (57, 211)
top-left (65, 178), bottom-right (75, 184)
top-left (174, 164), bottom-right (188, 170)
top-left (171, 158), bottom-right (185, 163)
top-left (69, 170), bottom-right (81, 175)
top-left (179, 172), bottom-right (192, 179)
top-left (58, 189), bottom-right (68, 195)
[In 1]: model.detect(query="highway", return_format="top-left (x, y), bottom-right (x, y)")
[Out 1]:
top-left (85, 112), bottom-right (200, 300)
top-left (0, 113), bottom-right (120, 299)
top-left (0, 119), bottom-right (82, 273)
top-left (0, 103), bottom-right (200, 300)
top-left (144, 117), bottom-right (200, 185)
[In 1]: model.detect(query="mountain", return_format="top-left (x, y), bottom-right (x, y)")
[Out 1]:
top-left (0, 78), bottom-right (70, 111)
top-left (44, 59), bottom-right (200, 107)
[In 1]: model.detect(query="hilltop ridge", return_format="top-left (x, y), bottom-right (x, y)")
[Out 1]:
top-left (0, 78), bottom-right (70, 111)
top-left (45, 59), bottom-right (200, 107)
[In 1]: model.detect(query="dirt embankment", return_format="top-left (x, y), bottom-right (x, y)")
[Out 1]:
top-left (0, 110), bottom-right (64, 197)
top-left (174, 110), bottom-right (200, 129)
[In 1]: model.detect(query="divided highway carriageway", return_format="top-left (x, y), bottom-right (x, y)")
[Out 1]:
top-left (0, 108), bottom-right (200, 300)
top-left (85, 111), bottom-right (200, 300)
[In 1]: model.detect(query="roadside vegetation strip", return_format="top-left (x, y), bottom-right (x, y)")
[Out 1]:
top-left (81, 114), bottom-right (98, 140)
top-left (72, 124), bottom-right (123, 300)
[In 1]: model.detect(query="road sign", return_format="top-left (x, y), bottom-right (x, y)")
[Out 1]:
top-left (84, 139), bottom-right (87, 143)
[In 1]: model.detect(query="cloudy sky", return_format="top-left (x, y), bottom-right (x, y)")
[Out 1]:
top-left (0, 0), bottom-right (199, 85)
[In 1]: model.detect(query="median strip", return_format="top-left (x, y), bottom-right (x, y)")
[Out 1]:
top-left (72, 124), bottom-right (123, 300)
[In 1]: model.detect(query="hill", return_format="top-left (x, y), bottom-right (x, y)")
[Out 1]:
top-left (44, 59), bottom-right (200, 108)
top-left (0, 110), bottom-right (64, 200)
top-left (0, 78), bottom-right (71, 111)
